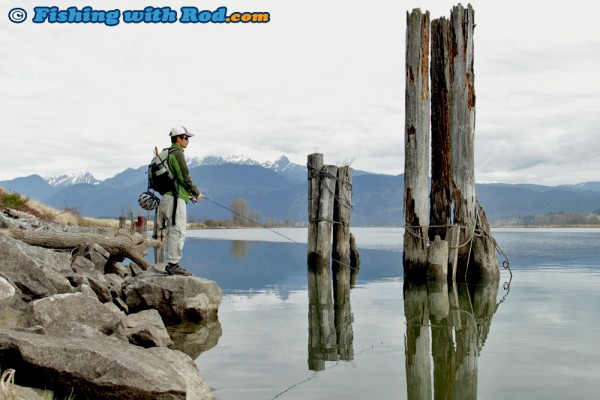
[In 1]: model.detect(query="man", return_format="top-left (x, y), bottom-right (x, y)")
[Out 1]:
top-left (159, 125), bottom-right (203, 276)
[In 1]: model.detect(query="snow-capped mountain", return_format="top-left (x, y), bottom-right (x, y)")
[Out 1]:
top-left (263, 156), bottom-right (306, 175)
top-left (44, 171), bottom-right (100, 188)
top-left (186, 154), bottom-right (306, 181)
top-left (187, 154), bottom-right (261, 168)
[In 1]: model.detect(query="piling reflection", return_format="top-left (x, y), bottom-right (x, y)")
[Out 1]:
top-left (307, 258), bottom-right (355, 370)
top-left (404, 279), bottom-right (500, 399)
top-left (231, 240), bottom-right (249, 259)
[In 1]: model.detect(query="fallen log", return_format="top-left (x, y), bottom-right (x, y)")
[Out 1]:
top-left (0, 229), bottom-right (161, 270)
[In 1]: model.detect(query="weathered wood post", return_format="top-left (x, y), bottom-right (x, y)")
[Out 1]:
top-left (307, 153), bottom-right (324, 264)
top-left (448, 4), bottom-right (476, 273)
top-left (447, 4), bottom-right (498, 281)
top-left (307, 154), bottom-right (338, 371)
top-left (430, 17), bottom-right (452, 242)
top-left (332, 166), bottom-right (353, 302)
top-left (404, 9), bottom-right (431, 278)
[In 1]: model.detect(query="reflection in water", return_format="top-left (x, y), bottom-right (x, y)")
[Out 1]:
top-left (404, 280), bottom-right (500, 399)
top-left (307, 258), bottom-right (355, 371)
top-left (231, 240), bottom-right (249, 259)
top-left (166, 318), bottom-right (222, 360)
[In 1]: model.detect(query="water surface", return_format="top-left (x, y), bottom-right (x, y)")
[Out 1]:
top-left (174, 228), bottom-right (600, 399)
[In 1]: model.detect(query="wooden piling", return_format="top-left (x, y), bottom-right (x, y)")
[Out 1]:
top-left (404, 8), bottom-right (431, 277)
top-left (448, 4), bottom-right (477, 271)
top-left (424, 4), bottom-right (499, 281)
top-left (332, 166), bottom-right (352, 302)
top-left (307, 153), bottom-right (324, 263)
top-left (430, 17), bottom-right (452, 241)
top-left (447, 4), bottom-right (498, 280)
top-left (316, 164), bottom-right (338, 265)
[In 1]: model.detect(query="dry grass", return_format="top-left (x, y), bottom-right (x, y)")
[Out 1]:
top-left (1, 188), bottom-right (119, 229)
top-left (0, 369), bottom-right (17, 400)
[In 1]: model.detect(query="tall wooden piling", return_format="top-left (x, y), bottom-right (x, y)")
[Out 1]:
top-left (404, 9), bottom-right (431, 277)
top-left (430, 17), bottom-right (452, 241)
top-left (447, 4), bottom-right (498, 281)
top-left (448, 4), bottom-right (477, 271)
top-left (404, 4), bottom-right (499, 282)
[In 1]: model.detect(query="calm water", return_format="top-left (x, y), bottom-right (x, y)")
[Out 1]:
top-left (172, 228), bottom-right (600, 399)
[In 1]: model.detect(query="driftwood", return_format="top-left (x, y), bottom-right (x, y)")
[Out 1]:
top-left (0, 229), bottom-right (161, 270)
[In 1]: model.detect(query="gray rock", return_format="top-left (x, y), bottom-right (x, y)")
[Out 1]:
top-left (24, 292), bottom-right (123, 336)
top-left (0, 329), bottom-right (216, 400)
top-left (71, 255), bottom-right (96, 272)
top-left (124, 272), bottom-right (221, 322)
top-left (124, 309), bottom-right (173, 348)
top-left (88, 275), bottom-right (113, 302)
top-left (0, 236), bottom-right (73, 301)
top-left (83, 242), bottom-right (110, 272)
top-left (80, 283), bottom-right (100, 300)
top-left (0, 276), bottom-right (17, 310)
top-left (106, 260), bottom-right (130, 278)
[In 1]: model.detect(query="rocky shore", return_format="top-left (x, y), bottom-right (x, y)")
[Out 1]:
top-left (0, 207), bottom-right (222, 400)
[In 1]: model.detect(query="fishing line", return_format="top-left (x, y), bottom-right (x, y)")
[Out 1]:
top-left (200, 195), bottom-right (303, 244)
top-left (200, 195), bottom-right (359, 272)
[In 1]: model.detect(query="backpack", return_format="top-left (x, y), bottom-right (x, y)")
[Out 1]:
top-left (148, 147), bottom-right (176, 195)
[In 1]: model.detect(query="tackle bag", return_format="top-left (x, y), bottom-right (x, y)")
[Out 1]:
top-left (148, 147), bottom-right (175, 195)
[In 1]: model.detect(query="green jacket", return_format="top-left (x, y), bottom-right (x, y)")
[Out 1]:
top-left (165, 144), bottom-right (200, 203)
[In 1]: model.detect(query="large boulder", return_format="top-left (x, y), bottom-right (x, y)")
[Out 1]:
top-left (0, 329), bottom-right (216, 400)
top-left (0, 236), bottom-right (73, 301)
top-left (124, 273), bottom-right (221, 322)
top-left (24, 292), bottom-right (124, 337)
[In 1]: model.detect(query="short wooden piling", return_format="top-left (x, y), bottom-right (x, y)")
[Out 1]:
top-left (316, 164), bottom-right (338, 265)
top-left (332, 166), bottom-right (352, 302)
top-left (404, 8), bottom-right (431, 278)
top-left (307, 153), bottom-right (324, 264)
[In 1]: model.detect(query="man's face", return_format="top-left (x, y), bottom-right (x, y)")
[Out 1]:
top-left (177, 135), bottom-right (190, 148)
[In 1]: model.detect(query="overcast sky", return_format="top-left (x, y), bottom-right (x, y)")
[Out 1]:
top-left (1, 0), bottom-right (598, 185)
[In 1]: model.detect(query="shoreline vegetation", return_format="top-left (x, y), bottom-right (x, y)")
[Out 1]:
top-left (1, 188), bottom-right (599, 230)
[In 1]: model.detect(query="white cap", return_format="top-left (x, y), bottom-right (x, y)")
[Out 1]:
top-left (169, 125), bottom-right (195, 137)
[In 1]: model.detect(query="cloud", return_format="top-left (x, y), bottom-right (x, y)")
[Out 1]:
top-left (1, 0), bottom-right (599, 185)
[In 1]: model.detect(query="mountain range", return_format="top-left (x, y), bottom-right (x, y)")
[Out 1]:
top-left (2, 155), bottom-right (599, 226)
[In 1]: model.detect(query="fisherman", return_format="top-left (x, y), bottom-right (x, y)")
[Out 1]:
top-left (159, 125), bottom-right (203, 276)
